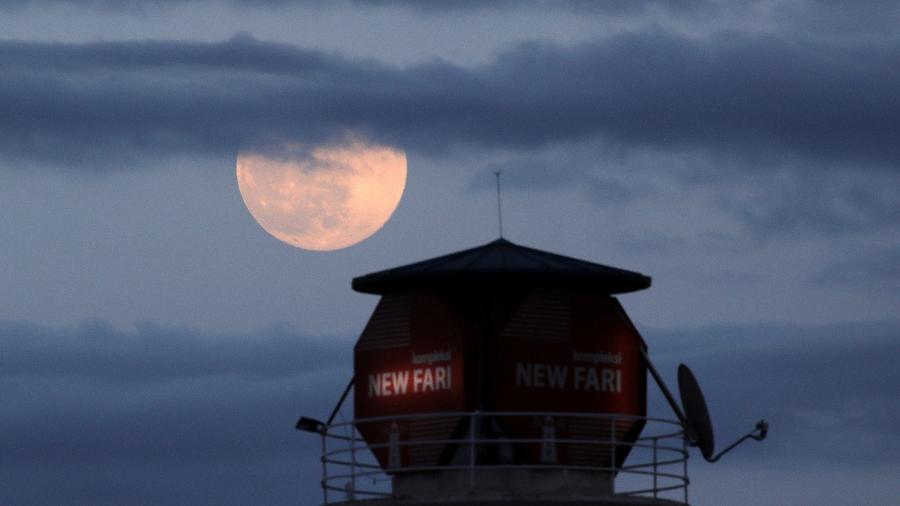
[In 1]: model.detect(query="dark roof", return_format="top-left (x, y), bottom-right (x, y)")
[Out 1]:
top-left (352, 238), bottom-right (651, 295)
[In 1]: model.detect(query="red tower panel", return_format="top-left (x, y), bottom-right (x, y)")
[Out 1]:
top-left (350, 238), bottom-right (653, 473)
top-left (492, 289), bottom-right (647, 467)
top-left (354, 291), bottom-right (467, 470)
top-left (353, 288), bottom-right (647, 471)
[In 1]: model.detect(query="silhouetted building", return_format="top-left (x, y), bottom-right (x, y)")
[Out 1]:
top-left (298, 238), bottom-right (766, 505)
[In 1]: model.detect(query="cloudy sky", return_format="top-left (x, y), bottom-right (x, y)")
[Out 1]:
top-left (2, 1), bottom-right (899, 505)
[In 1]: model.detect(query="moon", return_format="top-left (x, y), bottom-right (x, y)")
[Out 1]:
top-left (236, 139), bottom-right (407, 251)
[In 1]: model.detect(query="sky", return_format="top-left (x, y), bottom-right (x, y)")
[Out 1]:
top-left (1, 0), bottom-right (898, 504)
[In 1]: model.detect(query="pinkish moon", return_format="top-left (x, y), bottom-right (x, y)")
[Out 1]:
top-left (236, 139), bottom-right (407, 251)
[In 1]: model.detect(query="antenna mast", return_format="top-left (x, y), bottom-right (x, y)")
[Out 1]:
top-left (493, 170), bottom-right (504, 238)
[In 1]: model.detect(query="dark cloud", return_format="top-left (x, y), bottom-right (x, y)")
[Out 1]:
top-left (2, 30), bottom-right (900, 172)
top-left (2, 318), bottom-right (898, 505)
top-left (645, 320), bottom-right (900, 466)
top-left (721, 170), bottom-right (900, 239)
top-left (472, 152), bottom-right (634, 204)
top-left (344, 0), bottom-right (711, 15)
top-left (772, 0), bottom-right (900, 38)
top-left (0, 0), bottom-right (708, 13)
top-left (1, 320), bottom-right (348, 505)
top-left (1, 319), bottom-right (349, 383)
top-left (0, 32), bottom-right (335, 74)
top-left (814, 247), bottom-right (900, 290)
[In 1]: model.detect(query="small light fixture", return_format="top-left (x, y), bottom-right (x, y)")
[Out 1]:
top-left (295, 416), bottom-right (326, 433)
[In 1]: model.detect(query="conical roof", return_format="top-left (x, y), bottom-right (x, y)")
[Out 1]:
top-left (352, 238), bottom-right (651, 295)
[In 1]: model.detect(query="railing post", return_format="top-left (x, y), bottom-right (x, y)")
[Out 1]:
top-left (610, 417), bottom-right (617, 483)
top-left (683, 435), bottom-right (689, 504)
top-left (469, 411), bottom-right (478, 494)
top-left (320, 430), bottom-right (328, 505)
top-left (350, 428), bottom-right (357, 501)
top-left (652, 436), bottom-right (658, 499)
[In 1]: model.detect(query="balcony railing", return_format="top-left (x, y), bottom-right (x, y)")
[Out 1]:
top-left (315, 411), bottom-right (689, 504)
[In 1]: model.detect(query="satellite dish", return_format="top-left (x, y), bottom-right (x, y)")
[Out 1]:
top-left (678, 364), bottom-right (715, 461)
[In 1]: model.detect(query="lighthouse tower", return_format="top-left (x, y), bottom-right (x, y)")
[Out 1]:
top-left (297, 238), bottom-right (767, 505)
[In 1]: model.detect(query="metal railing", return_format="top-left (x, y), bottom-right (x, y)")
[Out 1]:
top-left (316, 411), bottom-right (689, 504)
